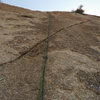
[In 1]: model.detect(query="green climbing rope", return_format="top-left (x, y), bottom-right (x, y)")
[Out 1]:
top-left (38, 12), bottom-right (50, 100)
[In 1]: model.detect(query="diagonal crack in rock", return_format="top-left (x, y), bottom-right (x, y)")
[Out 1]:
top-left (0, 19), bottom-right (90, 66)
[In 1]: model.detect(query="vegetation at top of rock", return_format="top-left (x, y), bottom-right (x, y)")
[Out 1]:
top-left (73, 5), bottom-right (85, 14)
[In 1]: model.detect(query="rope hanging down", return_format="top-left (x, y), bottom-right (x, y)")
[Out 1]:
top-left (38, 12), bottom-right (50, 100)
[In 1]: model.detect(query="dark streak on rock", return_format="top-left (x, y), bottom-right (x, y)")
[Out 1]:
top-left (77, 70), bottom-right (100, 95)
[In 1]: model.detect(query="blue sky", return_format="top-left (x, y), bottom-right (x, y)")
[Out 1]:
top-left (3, 0), bottom-right (100, 16)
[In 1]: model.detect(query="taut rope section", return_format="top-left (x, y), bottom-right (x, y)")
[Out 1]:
top-left (38, 12), bottom-right (50, 100)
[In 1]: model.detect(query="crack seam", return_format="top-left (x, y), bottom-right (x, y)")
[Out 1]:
top-left (0, 19), bottom-right (91, 66)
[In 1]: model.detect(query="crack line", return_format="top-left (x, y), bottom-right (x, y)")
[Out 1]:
top-left (0, 19), bottom-right (91, 66)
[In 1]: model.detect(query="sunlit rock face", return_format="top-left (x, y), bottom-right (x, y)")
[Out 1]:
top-left (0, 3), bottom-right (100, 100)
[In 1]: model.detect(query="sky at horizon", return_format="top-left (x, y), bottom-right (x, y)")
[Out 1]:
top-left (2, 0), bottom-right (100, 16)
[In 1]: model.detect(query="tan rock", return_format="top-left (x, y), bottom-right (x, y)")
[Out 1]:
top-left (0, 3), bottom-right (100, 100)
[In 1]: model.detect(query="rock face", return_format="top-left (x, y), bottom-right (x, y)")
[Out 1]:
top-left (0, 3), bottom-right (100, 100)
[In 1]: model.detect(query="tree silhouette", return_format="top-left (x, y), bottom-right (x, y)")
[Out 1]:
top-left (75, 5), bottom-right (84, 14)
top-left (78, 5), bottom-right (83, 9)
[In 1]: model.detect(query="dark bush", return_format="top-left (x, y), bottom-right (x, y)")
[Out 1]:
top-left (74, 5), bottom-right (84, 14)
top-left (75, 9), bottom-right (84, 14)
